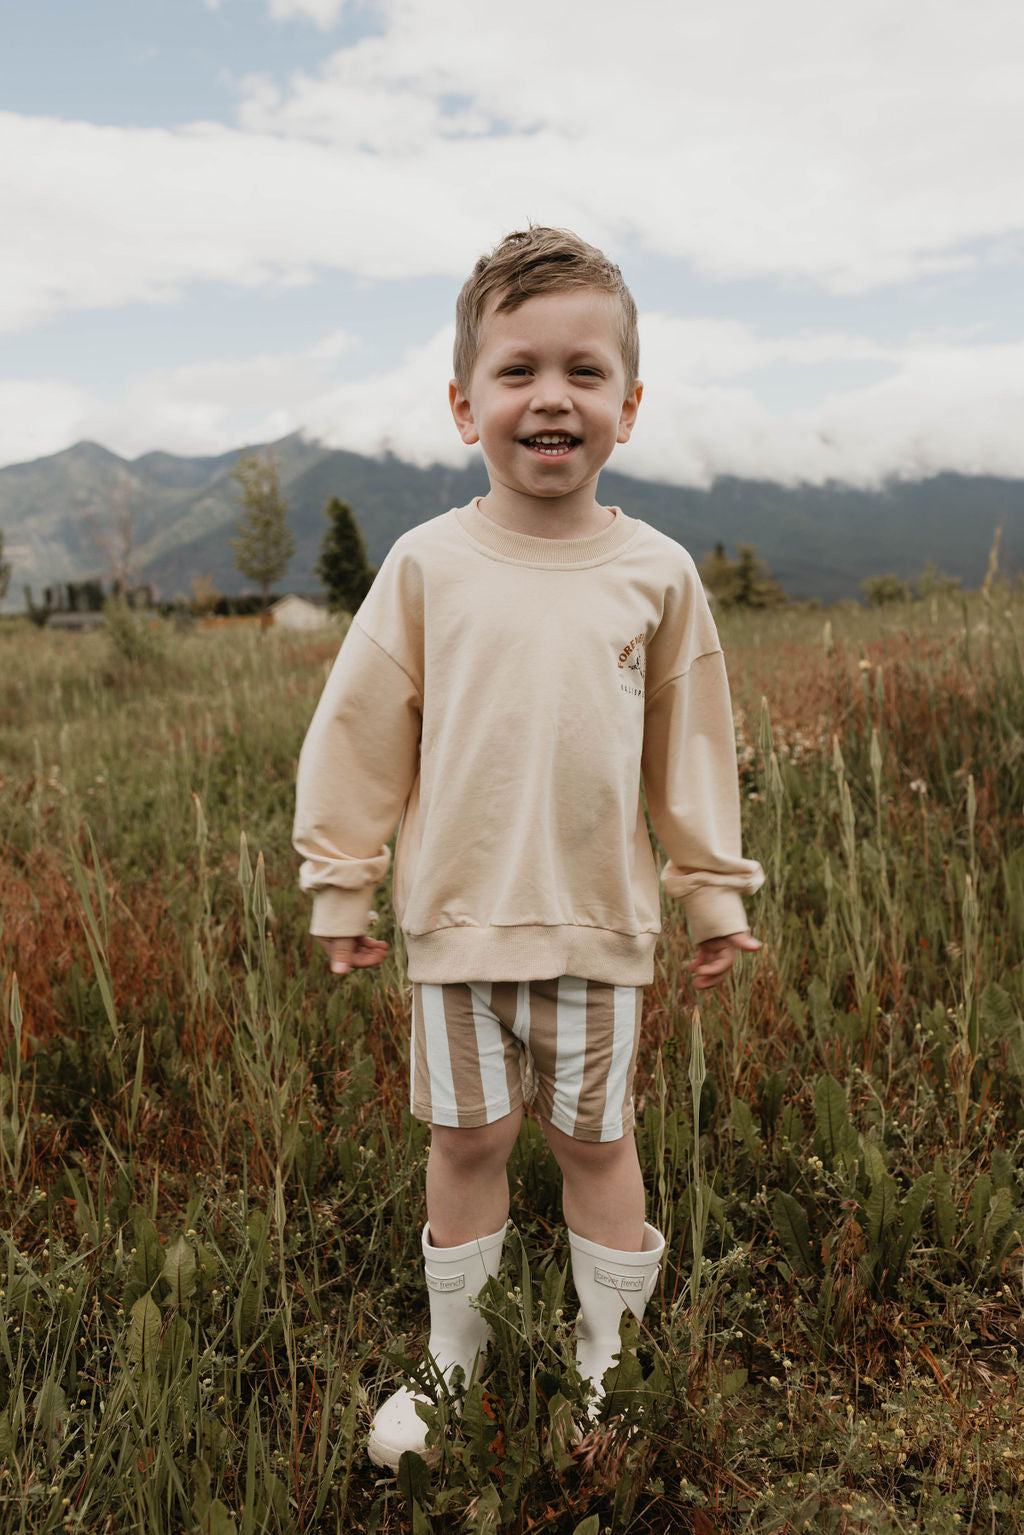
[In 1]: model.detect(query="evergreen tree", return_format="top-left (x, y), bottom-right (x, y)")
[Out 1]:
top-left (316, 496), bottom-right (376, 614)
top-left (0, 529), bottom-right (10, 604)
top-left (229, 450), bottom-right (295, 626)
top-left (698, 542), bottom-right (741, 606)
top-left (860, 572), bottom-right (909, 606)
top-left (698, 542), bottom-right (786, 608)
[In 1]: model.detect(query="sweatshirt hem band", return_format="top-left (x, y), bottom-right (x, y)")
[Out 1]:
top-left (404, 924), bottom-right (658, 986)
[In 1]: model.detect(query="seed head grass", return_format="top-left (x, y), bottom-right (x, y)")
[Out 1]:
top-left (1, 589), bottom-right (1023, 1532)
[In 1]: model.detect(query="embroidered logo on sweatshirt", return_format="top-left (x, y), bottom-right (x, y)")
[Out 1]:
top-left (426, 1272), bottom-right (466, 1293)
top-left (617, 633), bottom-right (646, 698)
top-left (593, 1266), bottom-right (645, 1292)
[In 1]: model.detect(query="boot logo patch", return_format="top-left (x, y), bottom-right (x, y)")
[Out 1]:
top-left (593, 1266), bottom-right (644, 1292)
top-left (426, 1272), bottom-right (465, 1293)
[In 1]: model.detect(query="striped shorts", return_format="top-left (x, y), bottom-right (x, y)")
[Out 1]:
top-left (410, 977), bottom-right (643, 1144)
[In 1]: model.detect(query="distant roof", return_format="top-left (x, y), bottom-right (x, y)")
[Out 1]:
top-left (46, 611), bottom-right (105, 630)
top-left (270, 593), bottom-right (328, 611)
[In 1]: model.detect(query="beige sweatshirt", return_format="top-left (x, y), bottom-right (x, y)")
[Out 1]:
top-left (293, 500), bottom-right (763, 985)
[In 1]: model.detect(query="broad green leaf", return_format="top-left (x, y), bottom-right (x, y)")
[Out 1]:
top-left (128, 1293), bottom-right (162, 1371)
top-left (730, 1095), bottom-right (762, 1158)
top-left (254, 1472), bottom-right (291, 1529)
top-left (991, 1215), bottom-right (1023, 1272)
top-left (779, 1102), bottom-right (804, 1148)
top-left (721, 1366), bottom-right (747, 1399)
top-left (977, 1185), bottom-right (1014, 1264)
top-left (545, 1391), bottom-right (576, 1471)
top-left (785, 988), bottom-right (808, 1039)
top-left (573, 1518), bottom-right (601, 1535)
top-left (195, 1498), bottom-right (237, 1535)
top-left (981, 983), bottom-right (1024, 1072)
top-left (969, 1174), bottom-right (993, 1246)
top-left (814, 1075), bottom-right (852, 1166)
top-left (760, 1070), bottom-right (786, 1131)
top-left (773, 1191), bottom-right (818, 1278)
top-left (992, 1148), bottom-right (1016, 1191)
top-left (158, 1314), bottom-right (192, 1376)
top-left (162, 1235), bottom-right (196, 1307)
top-left (34, 1380), bottom-right (67, 1440)
top-left (132, 1215), bottom-right (164, 1289)
top-left (235, 1277), bottom-right (261, 1343)
top-left (246, 1210), bottom-right (269, 1262)
top-left (460, 1380), bottom-right (495, 1462)
top-left (865, 1174), bottom-right (899, 1248)
top-left (860, 1139), bottom-right (889, 1191)
top-left (396, 1450), bottom-right (431, 1516)
top-left (194, 1241), bottom-right (221, 1298)
top-left (933, 1156), bottom-right (958, 1251)
top-left (980, 981), bottom-right (1019, 1035)
top-left (890, 1173), bottom-right (932, 1279)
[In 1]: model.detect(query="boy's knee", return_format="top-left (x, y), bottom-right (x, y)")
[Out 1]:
top-left (430, 1112), bottom-right (521, 1170)
top-left (542, 1119), bottom-right (637, 1170)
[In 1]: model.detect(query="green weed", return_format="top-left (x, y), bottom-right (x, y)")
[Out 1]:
top-left (1, 597), bottom-right (1023, 1531)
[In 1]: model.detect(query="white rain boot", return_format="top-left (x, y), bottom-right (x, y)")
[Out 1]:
top-left (568, 1222), bottom-right (665, 1410)
top-left (367, 1221), bottom-right (506, 1471)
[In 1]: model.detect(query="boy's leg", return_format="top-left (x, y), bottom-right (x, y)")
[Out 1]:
top-left (540, 1117), bottom-right (663, 1408)
top-left (426, 1108), bottom-right (523, 1247)
top-left (540, 1119), bottom-right (645, 1251)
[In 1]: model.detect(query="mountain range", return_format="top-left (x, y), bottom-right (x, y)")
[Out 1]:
top-left (2, 435), bottom-right (1022, 609)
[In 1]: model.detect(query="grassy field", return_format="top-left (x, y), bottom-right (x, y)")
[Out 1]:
top-left (1, 588), bottom-right (1023, 1534)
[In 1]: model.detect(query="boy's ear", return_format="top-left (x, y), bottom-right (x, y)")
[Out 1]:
top-left (616, 381), bottom-right (643, 445)
top-left (449, 379), bottom-right (480, 445)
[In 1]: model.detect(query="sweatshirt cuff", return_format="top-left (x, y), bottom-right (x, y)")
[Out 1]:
top-left (309, 885), bottom-right (376, 938)
top-left (684, 886), bottom-right (756, 946)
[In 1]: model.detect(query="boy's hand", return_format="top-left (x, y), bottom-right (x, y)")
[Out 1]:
top-left (689, 930), bottom-right (761, 991)
top-left (316, 935), bottom-right (390, 977)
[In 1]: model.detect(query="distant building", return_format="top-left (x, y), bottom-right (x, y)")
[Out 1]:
top-left (270, 594), bottom-right (332, 631)
top-left (46, 611), bottom-right (106, 632)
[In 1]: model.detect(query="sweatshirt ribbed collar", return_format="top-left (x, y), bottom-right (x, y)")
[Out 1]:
top-left (455, 498), bottom-right (638, 569)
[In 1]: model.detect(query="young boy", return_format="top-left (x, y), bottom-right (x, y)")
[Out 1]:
top-left (293, 227), bottom-right (763, 1470)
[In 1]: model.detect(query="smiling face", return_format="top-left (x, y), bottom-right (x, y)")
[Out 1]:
top-left (449, 287), bottom-right (642, 536)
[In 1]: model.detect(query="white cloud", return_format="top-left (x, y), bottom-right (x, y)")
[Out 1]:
top-left (2, 0), bottom-right (1022, 340)
top-left (0, 381), bottom-right (102, 467)
top-left (238, 0), bottom-right (1024, 291)
top-left (633, 326), bottom-right (1024, 488)
top-left (2, 0), bottom-right (1022, 488)
top-left (306, 327), bottom-right (358, 360)
top-left (268, 0), bottom-right (349, 26)
top-left (5, 320), bottom-right (1020, 492)
top-left (0, 110), bottom-right (482, 335)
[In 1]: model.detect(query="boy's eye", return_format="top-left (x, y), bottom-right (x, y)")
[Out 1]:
top-left (501, 366), bottom-right (531, 378)
top-left (572, 367), bottom-right (602, 378)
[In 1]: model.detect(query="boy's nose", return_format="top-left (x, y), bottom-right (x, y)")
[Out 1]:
top-left (529, 375), bottom-right (572, 414)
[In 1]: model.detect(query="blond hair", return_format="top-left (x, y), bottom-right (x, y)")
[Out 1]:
top-left (453, 226), bottom-right (639, 392)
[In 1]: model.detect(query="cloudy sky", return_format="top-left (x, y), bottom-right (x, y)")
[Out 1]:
top-left (2, 0), bottom-right (1022, 487)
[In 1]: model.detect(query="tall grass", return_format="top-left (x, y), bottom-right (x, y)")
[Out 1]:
top-left (1, 589), bottom-right (1023, 1533)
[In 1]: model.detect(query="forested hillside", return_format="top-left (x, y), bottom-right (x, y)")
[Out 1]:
top-left (3, 434), bottom-right (1023, 606)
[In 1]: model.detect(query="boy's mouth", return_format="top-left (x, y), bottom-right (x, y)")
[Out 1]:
top-left (521, 433), bottom-right (580, 457)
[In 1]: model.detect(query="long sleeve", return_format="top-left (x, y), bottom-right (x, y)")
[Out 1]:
top-left (641, 646), bottom-right (764, 945)
top-left (293, 621), bottom-right (422, 937)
